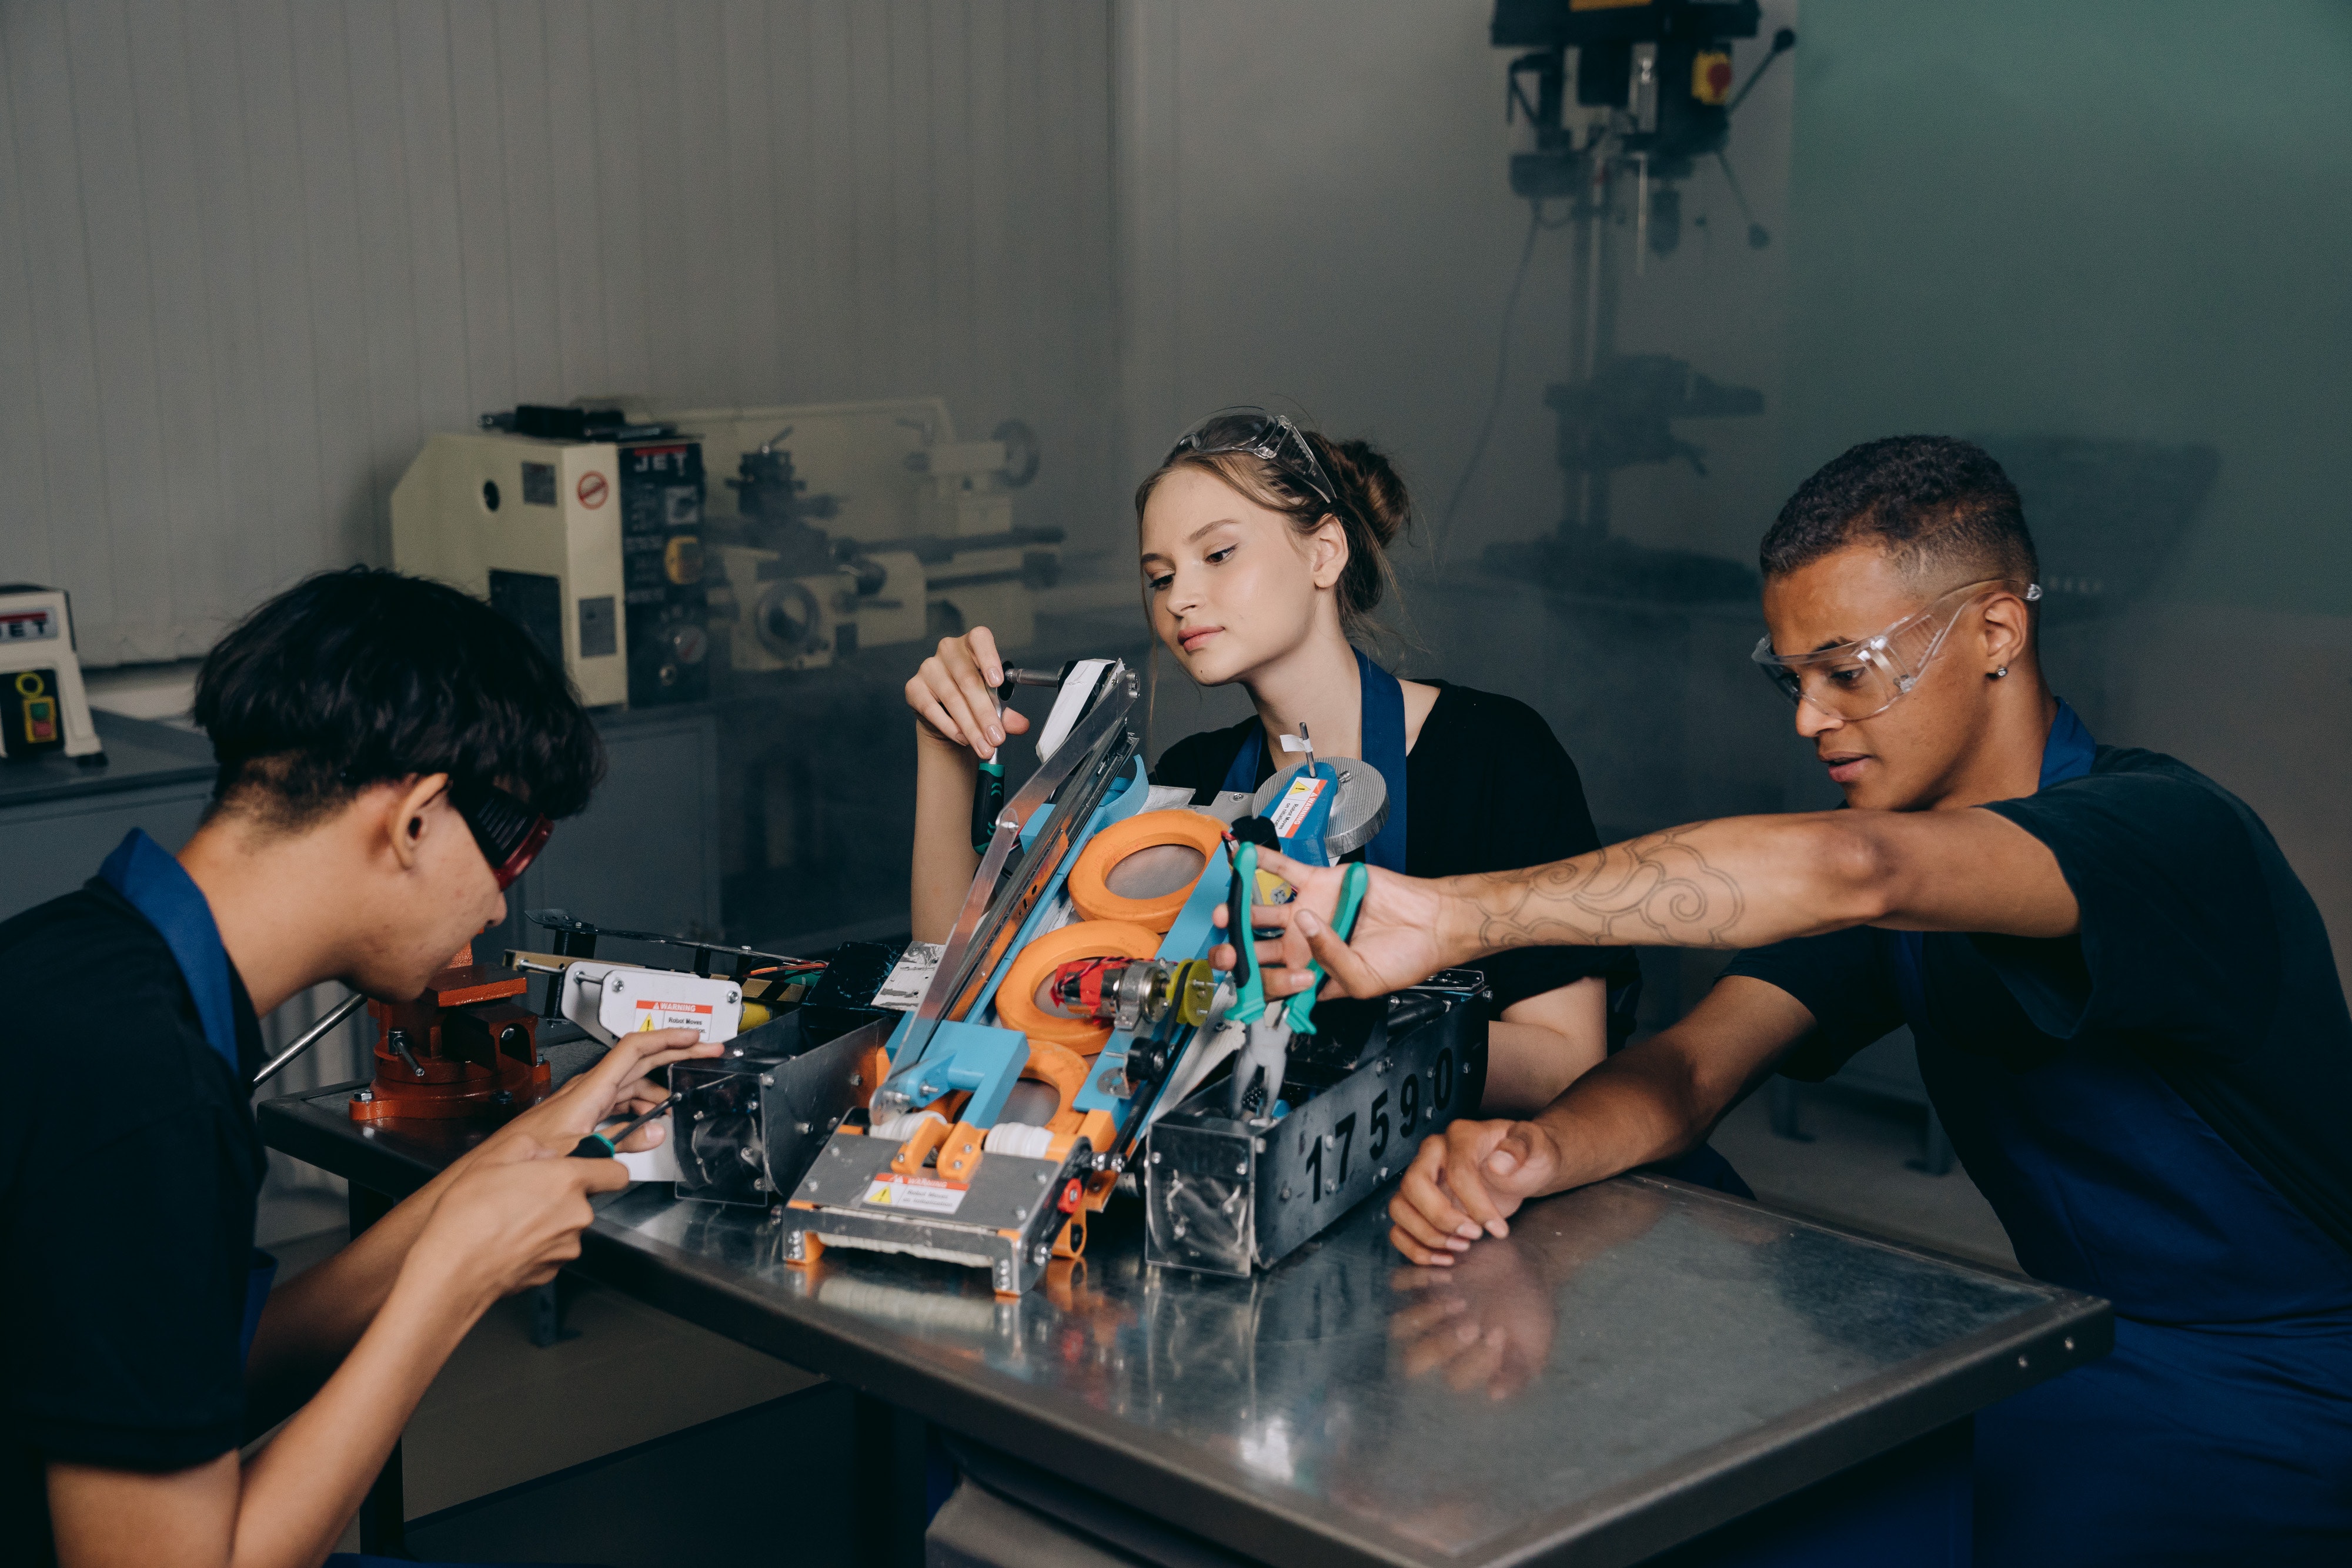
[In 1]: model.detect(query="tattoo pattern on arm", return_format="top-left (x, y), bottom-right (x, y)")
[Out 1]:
top-left (1475, 828), bottom-right (1747, 950)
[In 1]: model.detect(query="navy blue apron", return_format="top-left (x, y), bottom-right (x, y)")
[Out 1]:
top-left (1221, 647), bottom-right (1411, 872)
top-left (1892, 705), bottom-right (2352, 1564)
top-left (99, 830), bottom-right (278, 1361)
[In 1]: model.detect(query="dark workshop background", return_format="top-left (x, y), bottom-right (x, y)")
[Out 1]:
top-left (1, 1), bottom-right (2345, 1248)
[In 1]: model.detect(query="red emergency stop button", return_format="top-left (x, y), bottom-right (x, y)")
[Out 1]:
top-left (1694, 49), bottom-right (1734, 106)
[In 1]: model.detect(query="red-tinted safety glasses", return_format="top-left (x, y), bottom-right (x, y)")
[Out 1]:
top-left (447, 776), bottom-right (553, 890)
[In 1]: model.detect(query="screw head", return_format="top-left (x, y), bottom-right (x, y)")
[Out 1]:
top-left (796, 1121), bottom-right (812, 1134)
top-left (1234, 1162), bottom-right (1247, 1175)
top-left (611, 977), bottom-right (625, 992)
top-left (2017, 1355), bottom-right (2030, 1370)
top-left (353, 1088), bottom-right (373, 1103)
top-left (2063, 1336), bottom-right (2076, 1352)
top-left (850, 1073), bottom-right (863, 1087)
top-left (761, 1074), bottom-right (776, 1087)
top-left (1279, 1185), bottom-right (1292, 1201)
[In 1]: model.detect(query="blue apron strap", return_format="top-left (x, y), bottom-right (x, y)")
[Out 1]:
top-left (2039, 699), bottom-right (2095, 790)
top-left (99, 831), bottom-right (280, 1366)
top-left (1355, 650), bottom-right (1409, 873)
top-left (1892, 700), bottom-right (2096, 1025)
top-left (1217, 651), bottom-right (1411, 874)
top-left (1219, 727), bottom-right (1265, 797)
top-left (99, 828), bottom-right (242, 1078)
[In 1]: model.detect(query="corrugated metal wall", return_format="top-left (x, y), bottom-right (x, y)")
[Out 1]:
top-left (0, 0), bottom-right (1116, 666)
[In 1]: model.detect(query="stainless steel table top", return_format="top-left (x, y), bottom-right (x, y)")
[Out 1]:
top-left (261, 1084), bottom-right (2107, 1568)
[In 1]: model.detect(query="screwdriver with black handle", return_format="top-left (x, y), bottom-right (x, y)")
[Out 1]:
top-left (570, 1097), bottom-right (673, 1159)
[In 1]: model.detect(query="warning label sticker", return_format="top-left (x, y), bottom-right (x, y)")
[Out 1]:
top-left (634, 999), bottom-right (717, 1032)
top-left (577, 470), bottom-right (609, 509)
top-left (1268, 774), bottom-right (1327, 839)
top-left (860, 1174), bottom-right (968, 1215)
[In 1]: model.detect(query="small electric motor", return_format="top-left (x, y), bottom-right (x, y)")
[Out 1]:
top-left (1048, 956), bottom-right (1221, 1035)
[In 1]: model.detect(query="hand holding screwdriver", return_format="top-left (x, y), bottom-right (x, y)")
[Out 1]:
top-left (569, 1096), bottom-right (673, 1159)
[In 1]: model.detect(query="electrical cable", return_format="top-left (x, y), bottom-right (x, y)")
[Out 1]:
top-left (1434, 200), bottom-right (1548, 563)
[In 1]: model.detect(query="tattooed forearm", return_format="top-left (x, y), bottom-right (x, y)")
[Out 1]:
top-left (1473, 828), bottom-right (1748, 951)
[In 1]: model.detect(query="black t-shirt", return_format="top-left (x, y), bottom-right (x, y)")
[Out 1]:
top-left (1151, 682), bottom-right (1638, 1014)
top-left (1, 880), bottom-right (266, 1567)
top-left (1726, 746), bottom-right (2352, 1253)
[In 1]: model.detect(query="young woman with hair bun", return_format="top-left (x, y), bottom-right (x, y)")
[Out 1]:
top-left (904, 409), bottom-right (1735, 1159)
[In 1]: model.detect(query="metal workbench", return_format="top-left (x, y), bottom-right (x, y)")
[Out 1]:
top-left (259, 1082), bottom-right (2106, 1567)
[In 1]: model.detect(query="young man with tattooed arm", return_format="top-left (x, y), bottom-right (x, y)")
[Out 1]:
top-left (1237, 438), bottom-right (2352, 1565)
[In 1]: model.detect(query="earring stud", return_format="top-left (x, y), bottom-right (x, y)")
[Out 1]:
top-left (1990, 666), bottom-right (2009, 679)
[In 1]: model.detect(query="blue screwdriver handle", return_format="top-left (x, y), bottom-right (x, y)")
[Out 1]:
top-left (1285, 861), bottom-right (1369, 1035)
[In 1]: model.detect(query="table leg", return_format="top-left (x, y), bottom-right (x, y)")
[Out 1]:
top-left (346, 1184), bottom-right (407, 1559)
top-left (1768, 1079), bottom-right (1812, 1142)
top-left (1910, 1106), bottom-right (1957, 1176)
top-left (853, 1390), bottom-right (929, 1568)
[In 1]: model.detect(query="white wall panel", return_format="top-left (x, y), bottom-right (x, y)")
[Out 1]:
top-left (0, 0), bottom-right (1118, 666)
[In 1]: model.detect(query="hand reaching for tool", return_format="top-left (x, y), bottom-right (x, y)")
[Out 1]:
top-left (907, 626), bottom-right (1030, 761)
top-left (1386, 1116), bottom-right (1566, 1264)
top-left (475, 1028), bottom-right (721, 1164)
top-left (1209, 848), bottom-right (1462, 1002)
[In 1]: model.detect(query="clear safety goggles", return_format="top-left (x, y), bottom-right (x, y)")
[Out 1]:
top-left (1750, 579), bottom-right (2040, 720)
top-left (1164, 407), bottom-right (1339, 511)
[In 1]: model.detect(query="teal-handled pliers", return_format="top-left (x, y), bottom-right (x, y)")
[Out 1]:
top-left (1284, 860), bottom-right (1368, 1035)
top-left (1225, 840), bottom-right (1268, 1024)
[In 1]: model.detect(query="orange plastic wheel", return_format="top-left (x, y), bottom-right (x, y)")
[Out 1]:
top-left (1068, 810), bottom-right (1225, 932)
top-left (995, 920), bottom-right (1162, 1054)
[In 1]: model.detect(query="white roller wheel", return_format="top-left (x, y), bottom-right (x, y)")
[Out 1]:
top-left (983, 1122), bottom-right (1055, 1159)
top-left (870, 1109), bottom-right (949, 1143)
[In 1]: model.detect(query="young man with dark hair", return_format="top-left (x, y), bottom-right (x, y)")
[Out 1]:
top-left (1, 569), bottom-right (719, 1568)
top-left (1248, 438), bottom-right (2352, 1562)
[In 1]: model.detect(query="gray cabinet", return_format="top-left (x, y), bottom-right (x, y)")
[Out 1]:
top-left (0, 713), bottom-right (215, 921)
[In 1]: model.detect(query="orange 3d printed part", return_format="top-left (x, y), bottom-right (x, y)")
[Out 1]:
top-left (1067, 809), bottom-right (1224, 932)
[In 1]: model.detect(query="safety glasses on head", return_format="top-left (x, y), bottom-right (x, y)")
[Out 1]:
top-left (447, 775), bottom-right (553, 890)
top-left (1750, 579), bottom-right (2042, 721)
top-left (1164, 407), bottom-right (1339, 512)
